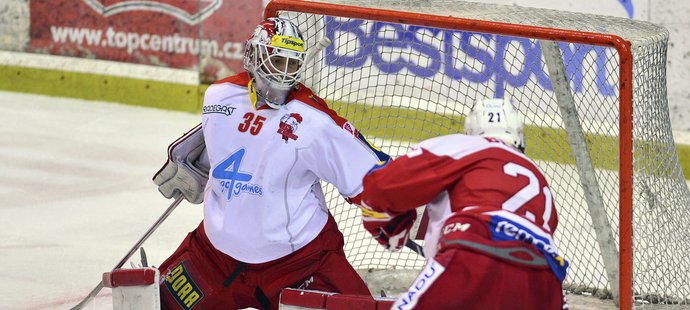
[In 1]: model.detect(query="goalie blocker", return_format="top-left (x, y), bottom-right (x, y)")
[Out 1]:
top-left (102, 268), bottom-right (161, 310)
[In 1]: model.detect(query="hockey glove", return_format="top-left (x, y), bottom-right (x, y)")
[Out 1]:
top-left (361, 205), bottom-right (417, 252)
top-left (152, 124), bottom-right (209, 204)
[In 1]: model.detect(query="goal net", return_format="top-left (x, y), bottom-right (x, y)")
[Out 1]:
top-left (266, 0), bottom-right (690, 308)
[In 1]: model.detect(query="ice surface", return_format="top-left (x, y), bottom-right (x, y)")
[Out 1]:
top-left (0, 91), bottom-right (203, 310)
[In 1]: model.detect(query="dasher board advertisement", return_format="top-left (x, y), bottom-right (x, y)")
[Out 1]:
top-left (29, 0), bottom-right (263, 82)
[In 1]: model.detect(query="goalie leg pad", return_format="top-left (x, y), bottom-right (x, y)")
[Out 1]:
top-left (279, 289), bottom-right (394, 310)
top-left (103, 268), bottom-right (161, 310)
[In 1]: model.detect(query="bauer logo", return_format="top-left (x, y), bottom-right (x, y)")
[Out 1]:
top-left (393, 259), bottom-right (445, 310)
top-left (81, 0), bottom-right (223, 25)
top-left (203, 105), bottom-right (236, 116)
top-left (163, 262), bottom-right (204, 309)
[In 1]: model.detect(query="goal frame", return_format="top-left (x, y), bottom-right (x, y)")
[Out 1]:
top-left (265, 0), bottom-right (635, 308)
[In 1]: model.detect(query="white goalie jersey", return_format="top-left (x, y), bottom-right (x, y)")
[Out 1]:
top-left (201, 72), bottom-right (388, 263)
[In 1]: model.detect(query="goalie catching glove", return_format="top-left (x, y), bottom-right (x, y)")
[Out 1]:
top-left (361, 203), bottom-right (417, 252)
top-left (152, 124), bottom-right (209, 204)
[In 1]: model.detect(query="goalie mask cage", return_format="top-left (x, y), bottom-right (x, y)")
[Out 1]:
top-left (265, 0), bottom-right (690, 308)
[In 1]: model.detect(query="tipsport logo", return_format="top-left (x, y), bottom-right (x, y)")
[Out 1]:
top-left (82, 0), bottom-right (223, 25)
top-left (271, 35), bottom-right (305, 52)
top-left (212, 149), bottom-right (263, 201)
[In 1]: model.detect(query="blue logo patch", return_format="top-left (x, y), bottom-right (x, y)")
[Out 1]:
top-left (212, 149), bottom-right (263, 201)
top-left (489, 215), bottom-right (569, 282)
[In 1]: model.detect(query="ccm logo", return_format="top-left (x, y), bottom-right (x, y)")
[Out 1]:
top-left (443, 222), bottom-right (470, 234)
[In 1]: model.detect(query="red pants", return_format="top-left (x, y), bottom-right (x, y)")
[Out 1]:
top-left (158, 214), bottom-right (371, 310)
top-left (394, 215), bottom-right (567, 310)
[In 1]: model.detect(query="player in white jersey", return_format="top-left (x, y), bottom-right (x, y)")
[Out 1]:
top-left (358, 99), bottom-right (569, 309)
top-left (153, 17), bottom-right (388, 309)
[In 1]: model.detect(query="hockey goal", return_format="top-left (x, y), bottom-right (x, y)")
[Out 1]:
top-left (265, 0), bottom-right (690, 308)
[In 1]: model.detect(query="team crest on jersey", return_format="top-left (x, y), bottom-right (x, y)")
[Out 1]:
top-left (82, 0), bottom-right (222, 25)
top-left (277, 113), bottom-right (303, 142)
top-left (342, 121), bottom-right (357, 136)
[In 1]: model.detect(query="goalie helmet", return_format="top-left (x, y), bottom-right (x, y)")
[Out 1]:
top-left (464, 98), bottom-right (526, 152)
top-left (243, 17), bottom-right (306, 109)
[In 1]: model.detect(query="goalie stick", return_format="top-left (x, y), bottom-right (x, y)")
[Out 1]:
top-left (405, 238), bottom-right (425, 258)
top-left (305, 36), bottom-right (332, 65)
top-left (70, 195), bottom-right (185, 310)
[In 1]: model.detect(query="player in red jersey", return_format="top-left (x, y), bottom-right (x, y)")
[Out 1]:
top-left (359, 98), bottom-right (569, 309)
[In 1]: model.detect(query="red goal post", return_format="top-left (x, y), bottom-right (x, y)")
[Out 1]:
top-left (265, 1), bottom-right (687, 309)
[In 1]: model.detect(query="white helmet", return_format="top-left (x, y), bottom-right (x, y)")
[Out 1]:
top-left (464, 98), bottom-right (526, 152)
top-left (243, 17), bottom-right (306, 109)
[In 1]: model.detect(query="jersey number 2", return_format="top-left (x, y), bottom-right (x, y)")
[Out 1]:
top-left (502, 162), bottom-right (553, 232)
